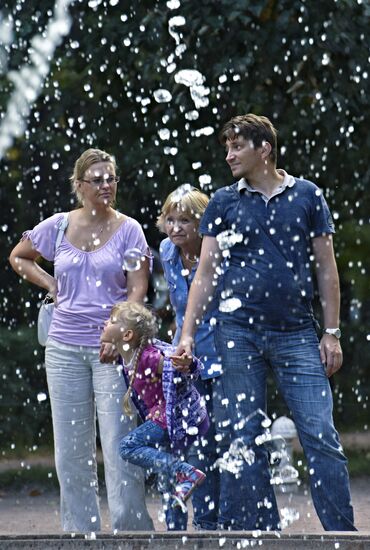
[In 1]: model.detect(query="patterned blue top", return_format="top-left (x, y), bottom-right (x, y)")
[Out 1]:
top-left (159, 238), bottom-right (221, 379)
top-left (121, 338), bottom-right (209, 450)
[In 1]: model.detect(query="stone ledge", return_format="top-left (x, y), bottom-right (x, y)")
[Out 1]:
top-left (0, 532), bottom-right (370, 549)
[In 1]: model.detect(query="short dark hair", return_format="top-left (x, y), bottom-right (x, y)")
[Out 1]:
top-left (219, 113), bottom-right (278, 164)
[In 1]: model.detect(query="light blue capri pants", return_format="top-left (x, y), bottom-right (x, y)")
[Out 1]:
top-left (45, 337), bottom-right (154, 533)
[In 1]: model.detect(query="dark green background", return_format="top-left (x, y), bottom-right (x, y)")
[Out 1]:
top-left (0, 0), bottom-right (369, 449)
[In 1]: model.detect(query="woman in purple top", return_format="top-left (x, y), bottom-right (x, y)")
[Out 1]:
top-left (9, 148), bottom-right (154, 534)
top-left (101, 301), bottom-right (209, 531)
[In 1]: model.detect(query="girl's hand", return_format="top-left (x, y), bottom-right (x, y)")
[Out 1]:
top-left (170, 353), bottom-right (192, 373)
top-left (99, 342), bottom-right (119, 364)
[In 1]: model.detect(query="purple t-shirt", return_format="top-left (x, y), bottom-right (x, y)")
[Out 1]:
top-left (23, 212), bottom-right (151, 347)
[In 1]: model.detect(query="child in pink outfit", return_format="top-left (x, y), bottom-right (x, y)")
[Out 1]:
top-left (101, 301), bottom-right (209, 530)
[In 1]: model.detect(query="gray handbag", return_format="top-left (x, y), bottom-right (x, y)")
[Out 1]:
top-left (37, 213), bottom-right (69, 346)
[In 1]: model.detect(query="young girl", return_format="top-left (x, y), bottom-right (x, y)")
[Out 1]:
top-left (101, 301), bottom-right (209, 531)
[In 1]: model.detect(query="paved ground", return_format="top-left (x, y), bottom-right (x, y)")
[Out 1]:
top-left (1, 431), bottom-right (369, 536)
top-left (0, 475), bottom-right (369, 535)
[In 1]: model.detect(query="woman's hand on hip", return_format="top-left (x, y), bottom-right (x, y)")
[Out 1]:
top-left (47, 279), bottom-right (58, 306)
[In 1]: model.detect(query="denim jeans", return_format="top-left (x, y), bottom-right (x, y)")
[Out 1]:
top-left (119, 420), bottom-right (199, 530)
top-left (187, 377), bottom-right (220, 530)
top-left (214, 323), bottom-right (356, 531)
top-left (45, 338), bottom-right (154, 533)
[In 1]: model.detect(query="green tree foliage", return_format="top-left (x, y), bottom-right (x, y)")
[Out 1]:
top-left (0, 326), bottom-right (52, 448)
top-left (0, 0), bottom-right (369, 444)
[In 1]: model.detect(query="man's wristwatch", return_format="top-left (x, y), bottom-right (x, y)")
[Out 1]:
top-left (323, 328), bottom-right (341, 339)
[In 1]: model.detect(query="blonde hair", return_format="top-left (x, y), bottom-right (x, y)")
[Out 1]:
top-left (70, 148), bottom-right (117, 206)
top-left (156, 184), bottom-right (209, 233)
top-left (110, 301), bottom-right (158, 415)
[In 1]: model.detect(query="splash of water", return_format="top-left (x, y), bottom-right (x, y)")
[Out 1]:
top-left (0, 12), bottom-right (13, 75)
top-left (216, 229), bottom-right (244, 250)
top-left (174, 69), bottom-right (209, 109)
top-left (168, 16), bottom-right (186, 45)
top-left (174, 69), bottom-right (204, 87)
top-left (0, 0), bottom-right (73, 159)
top-left (170, 183), bottom-right (195, 202)
top-left (215, 410), bottom-right (294, 478)
top-left (270, 464), bottom-right (299, 486)
top-left (219, 297), bottom-right (242, 313)
top-left (216, 409), bottom-right (272, 475)
top-left (280, 506), bottom-right (300, 528)
top-left (216, 437), bottom-right (256, 477)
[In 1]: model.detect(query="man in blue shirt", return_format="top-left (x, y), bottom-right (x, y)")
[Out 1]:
top-left (176, 114), bottom-right (355, 531)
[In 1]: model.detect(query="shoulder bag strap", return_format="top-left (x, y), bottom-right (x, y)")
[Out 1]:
top-left (55, 213), bottom-right (69, 252)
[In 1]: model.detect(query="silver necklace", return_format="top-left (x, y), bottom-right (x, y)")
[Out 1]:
top-left (91, 225), bottom-right (104, 247)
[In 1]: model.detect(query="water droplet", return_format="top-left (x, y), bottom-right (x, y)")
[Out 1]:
top-left (168, 15), bottom-right (186, 27)
top-left (158, 128), bottom-right (170, 140)
top-left (185, 110), bottom-right (199, 120)
top-left (261, 417), bottom-right (272, 428)
top-left (190, 85), bottom-right (209, 108)
top-left (174, 69), bottom-right (204, 87)
top-left (167, 0), bottom-right (180, 8)
top-left (122, 248), bottom-right (144, 271)
top-left (153, 88), bottom-right (172, 103)
top-left (194, 126), bottom-right (214, 137)
top-left (37, 392), bottom-right (47, 402)
top-left (219, 298), bottom-right (242, 313)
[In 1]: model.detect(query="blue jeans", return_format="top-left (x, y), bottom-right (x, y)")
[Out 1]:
top-left (45, 338), bottom-right (153, 533)
top-left (214, 323), bottom-right (356, 531)
top-left (187, 377), bottom-right (220, 530)
top-left (119, 420), bottom-right (196, 530)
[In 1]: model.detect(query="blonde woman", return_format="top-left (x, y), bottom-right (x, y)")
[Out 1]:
top-left (157, 185), bottom-right (221, 530)
top-left (9, 149), bottom-right (153, 534)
